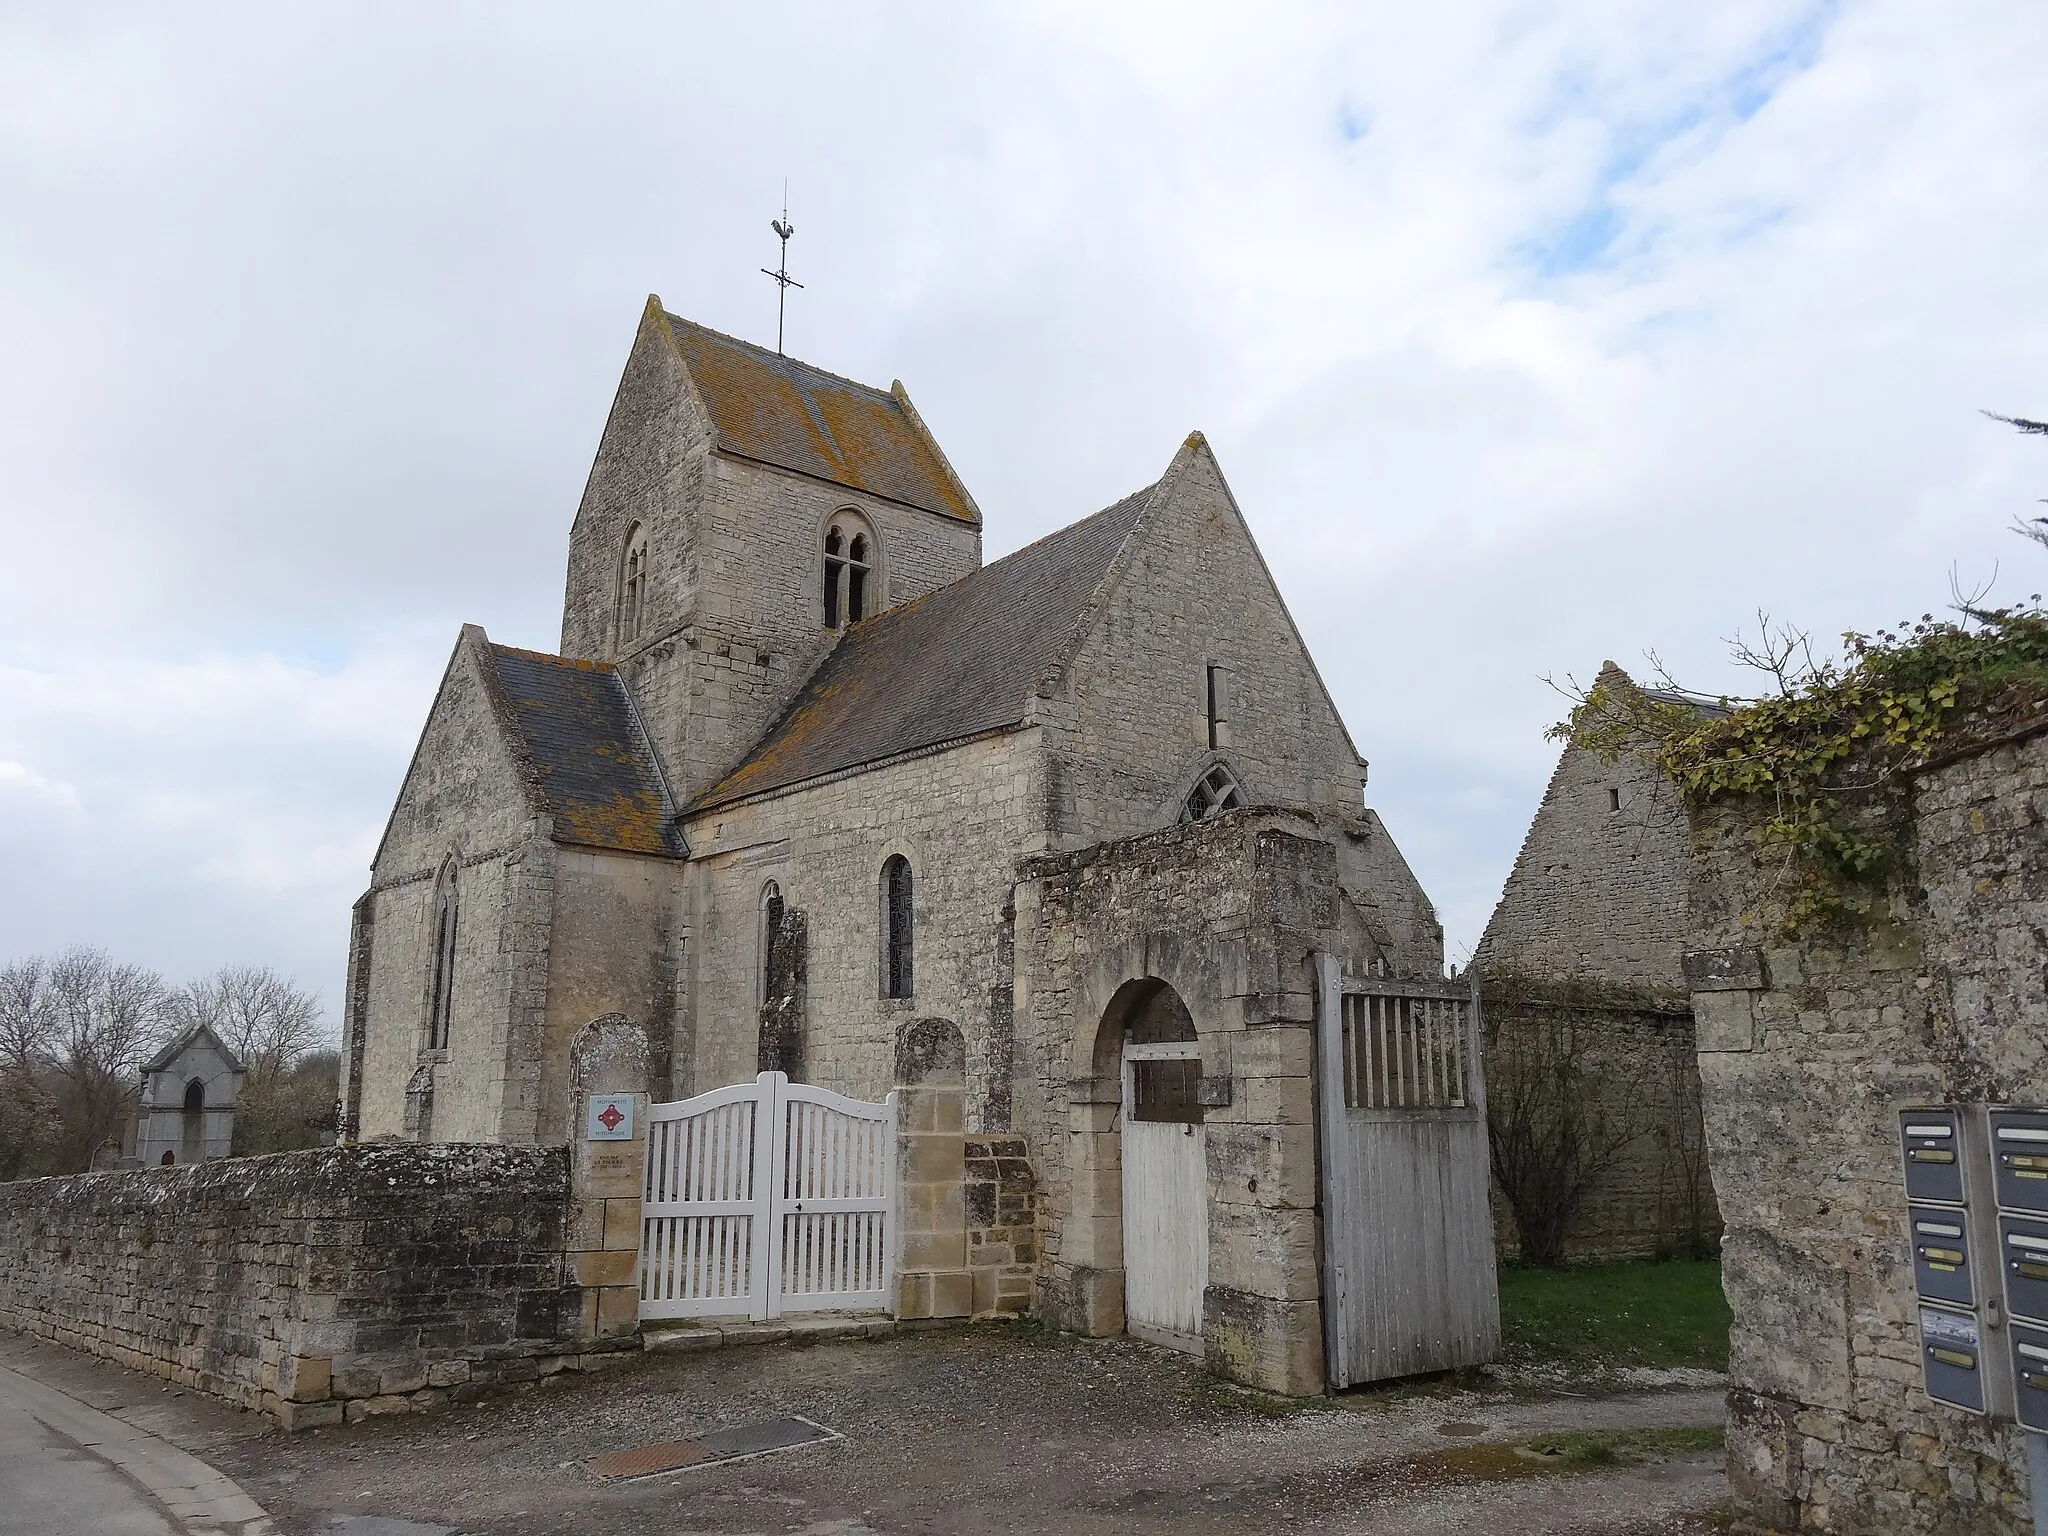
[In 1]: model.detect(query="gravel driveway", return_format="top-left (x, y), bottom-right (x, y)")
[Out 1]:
top-left (2, 1324), bottom-right (1729, 1535)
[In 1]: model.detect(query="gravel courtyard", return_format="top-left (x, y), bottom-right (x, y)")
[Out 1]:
top-left (2, 1324), bottom-right (1729, 1535)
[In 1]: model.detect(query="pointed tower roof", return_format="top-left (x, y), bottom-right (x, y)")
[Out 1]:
top-left (652, 303), bottom-right (979, 524)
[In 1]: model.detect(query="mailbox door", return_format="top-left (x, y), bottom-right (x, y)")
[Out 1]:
top-left (1908, 1204), bottom-right (1974, 1309)
top-left (1991, 1108), bottom-right (2048, 1216)
top-left (2000, 1213), bottom-right (2048, 1326)
top-left (1901, 1108), bottom-right (1966, 1205)
top-left (1918, 1304), bottom-right (1987, 1414)
top-left (2012, 1322), bottom-right (2048, 1433)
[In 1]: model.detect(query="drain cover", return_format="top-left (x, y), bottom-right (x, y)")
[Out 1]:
top-left (588, 1416), bottom-right (839, 1480)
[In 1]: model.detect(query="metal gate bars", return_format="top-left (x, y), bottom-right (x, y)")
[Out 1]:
top-left (638, 1071), bottom-right (899, 1322)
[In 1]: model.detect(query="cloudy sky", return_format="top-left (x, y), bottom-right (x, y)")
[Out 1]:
top-left (2, 1), bottom-right (2043, 1027)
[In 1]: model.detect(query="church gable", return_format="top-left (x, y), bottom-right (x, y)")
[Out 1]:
top-left (1472, 662), bottom-right (1705, 990)
top-left (1050, 434), bottom-right (1366, 843)
top-left (373, 625), bottom-right (545, 879)
top-left (560, 301), bottom-right (711, 661)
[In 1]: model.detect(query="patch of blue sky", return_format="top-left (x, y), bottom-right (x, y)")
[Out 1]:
top-left (1528, 203), bottom-right (1625, 278)
top-left (1336, 98), bottom-right (1371, 144)
top-left (1726, 1), bottom-right (1835, 123)
top-left (1512, 1), bottom-right (1835, 284)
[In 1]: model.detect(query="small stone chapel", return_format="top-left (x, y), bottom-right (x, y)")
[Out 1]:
top-left (340, 298), bottom-right (1462, 1389)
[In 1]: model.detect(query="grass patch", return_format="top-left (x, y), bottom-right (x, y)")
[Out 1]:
top-left (1522, 1426), bottom-right (1724, 1466)
top-left (1414, 1427), bottom-right (1725, 1485)
top-left (1498, 1257), bottom-right (1730, 1371)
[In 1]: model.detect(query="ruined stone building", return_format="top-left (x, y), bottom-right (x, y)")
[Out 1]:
top-left (338, 298), bottom-right (1451, 1385)
top-left (1473, 663), bottom-right (1721, 1263)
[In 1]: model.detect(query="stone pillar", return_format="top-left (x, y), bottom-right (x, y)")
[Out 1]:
top-left (895, 1019), bottom-right (971, 1320)
top-left (566, 1014), bottom-right (652, 1340)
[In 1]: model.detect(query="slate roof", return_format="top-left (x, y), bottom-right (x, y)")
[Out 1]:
top-left (663, 312), bottom-right (977, 524)
top-left (694, 484), bottom-right (1157, 810)
top-left (142, 1023), bottom-right (243, 1077)
top-left (485, 644), bottom-right (685, 857)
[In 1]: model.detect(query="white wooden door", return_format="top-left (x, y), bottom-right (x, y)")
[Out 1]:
top-left (639, 1072), bottom-right (898, 1322)
top-left (1121, 1041), bottom-right (1208, 1353)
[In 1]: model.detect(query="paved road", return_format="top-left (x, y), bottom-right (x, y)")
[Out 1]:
top-left (0, 1358), bottom-right (273, 1536)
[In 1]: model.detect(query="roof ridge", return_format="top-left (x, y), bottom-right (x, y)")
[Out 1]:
top-left (1027, 483), bottom-right (1160, 699)
top-left (661, 310), bottom-right (898, 405)
top-left (486, 641), bottom-right (616, 674)
top-left (689, 483), bottom-right (1158, 812)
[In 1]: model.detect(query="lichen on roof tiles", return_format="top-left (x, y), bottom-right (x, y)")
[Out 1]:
top-left (485, 644), bottom-right (683, 858)
top-left (663, 313), bottom-right (976, 523)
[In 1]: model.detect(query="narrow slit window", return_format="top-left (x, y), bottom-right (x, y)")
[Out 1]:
top-left (883, 855), bottom-right (913, 998)
top-left (1608, 787), bottom-right (1621, 813)
top-left (823, 527), bottom-right (844, 628)
top-left (617, 524), bottom-right (650, 646)
top-left (1206, 664), bottom-right (1225, 750)
top-left (427, 862), bottom-right (459, 1052)
top-left (847, 534), bottom-right (869, 622)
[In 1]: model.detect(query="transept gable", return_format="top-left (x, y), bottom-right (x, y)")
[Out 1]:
top-left (479, 640), bottom-right (684, 858)
top-left (373, 626), bottom-right (684, 874)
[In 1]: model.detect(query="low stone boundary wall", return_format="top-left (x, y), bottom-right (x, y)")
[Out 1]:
top-left (0, 1143), bottom-right (638, 1428)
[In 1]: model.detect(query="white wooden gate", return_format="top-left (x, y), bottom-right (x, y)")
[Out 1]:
top-left (639, 1071), bottom-right (898, 1322)
top-left (1316, 957), bottom-right (1500, 1387)
top-left (1121, 1040), bottom-right (1208, 1353)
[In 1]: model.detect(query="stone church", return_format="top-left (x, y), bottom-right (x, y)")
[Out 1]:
top-left (339, 298), bottom-right (1448, 1384)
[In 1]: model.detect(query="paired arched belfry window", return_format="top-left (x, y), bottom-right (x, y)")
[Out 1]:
top-left (882, 855), bottom-right (913, 999)
top-left (426, 861), bottom-right (459, 1052)
top-left (617, 523), bottom-right (650, 647)
top-left (1182, 762), bottom-right (1244, 822)
top-left (822, 512), bottom-right (875, 628)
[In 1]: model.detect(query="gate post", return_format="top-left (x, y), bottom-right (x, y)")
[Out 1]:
top-left (567, 1015), bottom-right (653, 1339)
top-left (894, 1019), bottom-right (971, 1320)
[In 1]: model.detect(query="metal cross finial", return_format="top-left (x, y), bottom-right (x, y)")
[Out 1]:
top-left (761, 186), bottom-right (802, 355)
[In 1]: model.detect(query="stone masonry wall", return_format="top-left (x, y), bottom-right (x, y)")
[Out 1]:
top-left (1483, 993), bottom-right (1718, 1263)
top-left (1475, 704), bottom-right (1719, 1261)
top-left (1687, 728), bottom-right (2048, 1533)
top-left (1475, 731), bottom-right (1692, 989)
top-left (1046, 439), bottom-right (1364, 849)
top-left (353, 629), bottom-right (557, 1144)
top-left (0, 1144), bottom-right (639, 1430)
top-left (964, 1134), bottom-right (1038, 1318)
top-left (683, 730), bottom-right (1044, 1127)
top-left (1015, 811), bottom-right (1375, 1395)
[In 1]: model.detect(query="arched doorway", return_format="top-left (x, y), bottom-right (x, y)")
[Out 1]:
top-left (1106, 979), bottom-right (1208, 1353)
top-left (179, 1078), bottom-right (205, 1163)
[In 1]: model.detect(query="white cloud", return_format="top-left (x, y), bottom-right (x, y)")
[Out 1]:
top-left (1, 0), bottom-right (2044, 992)
top-left (0, 761), bottom-right (80, 809)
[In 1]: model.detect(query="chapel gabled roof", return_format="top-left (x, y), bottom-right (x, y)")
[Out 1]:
top-left (483, 643), bottom-right (685, 857)
top-left (660, 309), bottom-right (979, 525)
top-left (692, 483), bottom-right (1157, 811)
top-left (143, 1022), bottom-right (243, 1077)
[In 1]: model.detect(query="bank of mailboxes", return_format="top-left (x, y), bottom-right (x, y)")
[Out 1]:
top-left (1902, 1106), bottom-right (2048, 1429)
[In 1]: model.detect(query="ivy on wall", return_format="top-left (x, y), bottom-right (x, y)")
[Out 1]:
top-left (1560, 608), bottom-right (2048, 932)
